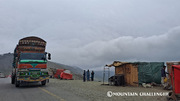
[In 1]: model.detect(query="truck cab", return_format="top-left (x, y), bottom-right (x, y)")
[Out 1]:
top-left (11, 36), bottom-right (51, 87)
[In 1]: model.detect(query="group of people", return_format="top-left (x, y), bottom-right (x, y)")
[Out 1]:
top-left (83, 70), bottom-right (95, 82)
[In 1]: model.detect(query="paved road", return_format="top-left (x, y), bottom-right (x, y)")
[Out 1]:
top-left (0, 78), bottom-right (87, 101)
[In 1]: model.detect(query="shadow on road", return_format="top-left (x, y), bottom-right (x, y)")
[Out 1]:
top-left (15, 83), bottom-right (48, 89)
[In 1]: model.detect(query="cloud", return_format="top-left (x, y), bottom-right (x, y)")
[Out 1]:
top-left (0, 0), bottom-right (180, 70)
top-left (51, 26), bottom-right (180, 69)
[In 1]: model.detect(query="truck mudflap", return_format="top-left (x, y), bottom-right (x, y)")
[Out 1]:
top-left (17, 77), bottom-right (49, 82)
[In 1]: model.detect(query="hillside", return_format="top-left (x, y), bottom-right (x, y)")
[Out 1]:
top-left (0, 53), bottom-right (83, 79)
top-left (47, 61), bottom-right (83, 80)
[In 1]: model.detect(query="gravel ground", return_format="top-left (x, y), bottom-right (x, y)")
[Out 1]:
top-left (49, 79), bottom-right (170, 101)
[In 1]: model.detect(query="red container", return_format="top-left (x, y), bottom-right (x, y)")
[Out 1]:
top-left (171, 65), bottom-right (180, 94)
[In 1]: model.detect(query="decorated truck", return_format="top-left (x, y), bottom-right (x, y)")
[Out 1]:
top-left (11, 36), bottom-right (51, 87)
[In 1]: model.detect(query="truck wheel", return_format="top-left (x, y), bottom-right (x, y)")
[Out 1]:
top-left (41, 80), bottom-right (46, 86)
top-left (15, 78), bottom-right (20, 87)
top-left (11, 76), bottom-right (15, 84)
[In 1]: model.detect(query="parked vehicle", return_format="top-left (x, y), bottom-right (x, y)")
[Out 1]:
top-left (167, 65), bottom-right (180, 101)
top-left (11, 36), bottom-right (51, 87)
top-left (0, 72), bottom-right (5, 78)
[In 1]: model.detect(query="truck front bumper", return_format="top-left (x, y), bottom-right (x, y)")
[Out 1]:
top-left (17, 77), bottom-right (49, 82)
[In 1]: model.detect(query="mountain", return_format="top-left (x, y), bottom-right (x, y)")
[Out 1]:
top-left (0, 53), bottom-right (83, 79)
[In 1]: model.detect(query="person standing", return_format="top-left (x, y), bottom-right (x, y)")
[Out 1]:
top-left (91, 71), bottom-right (95, 81)
top-left (87, 69), bottom-right (90, 81)
top-left (161, 65), bottom-right (168, 87)
top-left (83, 70), bottom-right (86, 82)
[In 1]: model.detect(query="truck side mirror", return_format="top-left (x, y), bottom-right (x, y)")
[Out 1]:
top-left (48, 53), bottom-right (51, 60)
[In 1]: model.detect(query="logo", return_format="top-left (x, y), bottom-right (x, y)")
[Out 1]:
top-left (107, 91), bottom-right (169, 97)
top-left (107, 91), bottom-right (113, 97)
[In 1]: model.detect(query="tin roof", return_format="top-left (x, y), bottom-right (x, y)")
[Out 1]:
top-left (106, 61), bottom-right (129, 67)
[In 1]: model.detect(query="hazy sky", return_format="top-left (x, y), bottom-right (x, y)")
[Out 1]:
top-left (0, 0), bottom-right (180, 70)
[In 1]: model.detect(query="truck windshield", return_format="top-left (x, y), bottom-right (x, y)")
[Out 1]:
top-left (20, 53), bottom-right (45, 60)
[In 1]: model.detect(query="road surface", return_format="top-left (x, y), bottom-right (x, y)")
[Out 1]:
top-left (0, 77), bottom-right (168, 101)
top-left (0, 78), bottom-right (87, 101)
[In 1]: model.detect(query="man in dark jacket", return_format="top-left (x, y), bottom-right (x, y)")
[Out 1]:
top-left (161, 66), bottom-right (166, 77)
top-left (91, 71), bottom-right (95, 81)
top-left (87, 70), bottom-right (90, 81)
top-left (83, 70), bottom-right (86, 82)
top-left (161, 65), bottom-right (168, 87)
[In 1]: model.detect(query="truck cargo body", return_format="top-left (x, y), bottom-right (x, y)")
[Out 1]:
top-left (11, 36), bottom-right (51, 87)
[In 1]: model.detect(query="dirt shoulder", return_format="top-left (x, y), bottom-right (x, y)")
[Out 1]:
top-left (48, 79), bottom-right (170, 101)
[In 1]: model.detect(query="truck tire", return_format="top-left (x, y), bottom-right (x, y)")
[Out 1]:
top-left (41, 80), bottom-right (46, 86)
top-left (15, 78), bottom-right (20, 87)
top-left (11, 76), bottom-right (15, 84)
